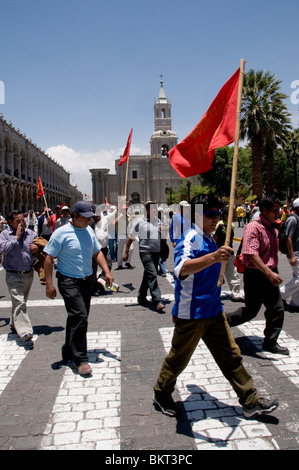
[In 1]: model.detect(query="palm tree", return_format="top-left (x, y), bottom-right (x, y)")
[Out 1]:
top-left (240, 69), bottom-right (291, 197)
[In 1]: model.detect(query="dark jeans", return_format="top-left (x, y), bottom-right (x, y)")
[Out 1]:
top-left (57, 272), bottom-right (93, 366)
top-left (226, 267), bottom-right (284, 346)
top-left (138, 251), bottom-right (161, 305)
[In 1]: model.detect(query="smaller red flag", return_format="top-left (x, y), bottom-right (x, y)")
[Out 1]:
top-left (119, 128), bottom-right (133, 166)
top-left (37, 176), bottom-right (44, 199)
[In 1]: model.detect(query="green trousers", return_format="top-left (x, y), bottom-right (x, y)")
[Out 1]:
top-left (154, 311), bottom-right (258, 408)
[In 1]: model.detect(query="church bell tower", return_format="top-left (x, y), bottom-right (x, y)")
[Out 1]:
top-left (150, 77), bottom-right (178, 157)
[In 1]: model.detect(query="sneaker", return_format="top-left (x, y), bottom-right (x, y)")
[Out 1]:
top-left (243, 397), bottom-right (279, 419)
top-left (125, 263), bottom-right (134, 269)
top-left (262, 342), bottom-right (290, 356)
top-left (153, 390), bottom-right (176, 417)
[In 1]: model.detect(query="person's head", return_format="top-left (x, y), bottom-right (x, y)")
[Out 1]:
top-left (61, 206), bottom-right (70, 218)
top-left (292, 198), bottom-right (299, 213)
top-left (179, 200), bottom-right (190, 214)
top-left (259, 196), bottom-right (281, 224)
top-left (190, 194), bottom-right (221, 235)
top-left (8, 210), bottom-right (25, 231)
top-left (55, 205), bottom-right (61, 215)
top-left (72, 201), bottom-right (95, 228)
top-left (144, 201), bottom-right (157, 219)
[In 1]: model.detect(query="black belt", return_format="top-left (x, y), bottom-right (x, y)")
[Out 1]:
top-left (56, 272), bottom-right (92, 281)
top-left (6, 269), bottom-right (33, 275)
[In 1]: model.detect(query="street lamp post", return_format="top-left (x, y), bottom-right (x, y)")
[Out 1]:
top-left (285, 139), bottom-right (299, 197)
top-left (186, 180), bottom-right (191, 202)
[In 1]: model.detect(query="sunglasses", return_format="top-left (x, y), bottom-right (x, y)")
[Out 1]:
top-left (203, 210), bottom-right (221, 219)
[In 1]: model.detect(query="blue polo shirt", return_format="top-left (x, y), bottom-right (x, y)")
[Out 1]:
top-left (44, 224), bottom-right (101, 278)
top-left (172, 225), bottom-right (223, 320)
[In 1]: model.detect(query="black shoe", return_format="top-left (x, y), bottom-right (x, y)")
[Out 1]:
top-left (137, 297), bottom-right (151, 305)
top-left (22, 333), bottom-right (33, 343)
top-left (243, 397), bottom-right (279, 419)
top-left (262, 342), bottom-right (290, 356)
top-left (125, 263), bottom-right (133, 269)
top-left (115, 265), bottom-right (123, 270)
top-left (153, 391), bottom-right (176, 417)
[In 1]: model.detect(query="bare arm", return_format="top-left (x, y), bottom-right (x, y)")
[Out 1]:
top-left (94, 250), bottom-right (114, 287)
top-left (44, 254), bottom-right (57, 299)
top-left (180, 246), bottom-right (233, 276)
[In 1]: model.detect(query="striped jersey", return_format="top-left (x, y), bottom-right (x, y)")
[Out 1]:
top-left (172, 225), bottom-right (223, 320)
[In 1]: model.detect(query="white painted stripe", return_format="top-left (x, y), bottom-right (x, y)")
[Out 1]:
top-left (0, 333), bottom-right (37, 395)
top-left (159, 327), bottom-right (279, 450)
top-left (40, 331), bottom-right (121, 450)
top-left (0, 294), bottom-right (175, 308)
top-left (237, 321), bottom-right (299, 387)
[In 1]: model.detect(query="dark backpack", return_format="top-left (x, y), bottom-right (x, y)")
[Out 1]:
top-left (278, 222), bottom-right (288, 254)
top-left (278, 214), bottom-right (298, 255)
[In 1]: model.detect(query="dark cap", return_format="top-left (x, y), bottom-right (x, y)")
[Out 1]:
top-left (72, 201), bottom-right (95, 218)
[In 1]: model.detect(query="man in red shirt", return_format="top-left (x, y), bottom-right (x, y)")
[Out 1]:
top-left (226, 196), bottom-right (289, 355)
top-left (47, 205), bottom-right (61, 234)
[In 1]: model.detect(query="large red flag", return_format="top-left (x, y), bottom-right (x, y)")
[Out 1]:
top-left (169, 68), bottom-right (240, 177)
top-left (119, 128), bottom-right (133, 166)
top-left (37, 176), bottom-right (44, 199)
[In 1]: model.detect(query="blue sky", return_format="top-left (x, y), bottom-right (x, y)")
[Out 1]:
top-left (1, 0), bottom-right (298, 196)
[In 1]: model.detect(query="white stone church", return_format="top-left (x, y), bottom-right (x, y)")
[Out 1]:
top-left (90, 80), bottom-right (198, 206)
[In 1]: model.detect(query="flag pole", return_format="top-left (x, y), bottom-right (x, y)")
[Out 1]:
top-left (218, 58), bottom-right (245, 287)
top-left (124, 154), bottom-right (130, 199)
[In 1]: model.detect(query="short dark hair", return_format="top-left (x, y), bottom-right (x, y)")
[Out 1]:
top-left (8, 210), bottom-right (23, 222)
top-left (190, 194), bottom-right (221, 224)
top-left (258, 196), bottom-right (281, 212)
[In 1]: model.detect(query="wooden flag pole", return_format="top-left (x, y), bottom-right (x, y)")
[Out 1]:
top-left (218, 58), bottom-right (245, 287)
top-left (124, 154), bottom-right (130, 199)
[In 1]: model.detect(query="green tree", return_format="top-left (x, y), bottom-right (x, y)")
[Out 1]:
top-left (240, 69), bottom-right (291, 197)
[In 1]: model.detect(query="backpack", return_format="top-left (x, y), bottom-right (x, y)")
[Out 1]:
top-left (278, 221), bottom-right (288, 254)
top-left (278, 213), bottom-right (298, 255)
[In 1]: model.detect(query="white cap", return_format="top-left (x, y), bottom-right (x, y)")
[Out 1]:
top-left (179, 200), bottom-right (189, 206)
top-left (293, 198), bottom-right (299, 208)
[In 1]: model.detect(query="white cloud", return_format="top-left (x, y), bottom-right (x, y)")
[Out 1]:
top-left (46, 143), bottom-right (148, 197)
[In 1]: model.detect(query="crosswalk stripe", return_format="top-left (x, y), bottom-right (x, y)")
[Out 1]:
top-left (0, 294), bottom-right (175, 308)
top-left (159, 326), bottom-right (280, 450)
top-left (39, 331), bottom-right (121, 450)
top-left (236, 321), bottom-right (299, 387)
top-left (0, 333), bottom-right (38, 396)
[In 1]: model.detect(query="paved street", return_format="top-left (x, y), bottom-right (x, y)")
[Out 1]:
top-left (0, 226), bottom-right (299, 451)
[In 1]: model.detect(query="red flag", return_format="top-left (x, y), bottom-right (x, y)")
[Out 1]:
top-left (119, 128), bottom-right (133, 166)
top-left (169, 68), bottom-right (240, 177)
top-left (37, 176), bottom-right (44, 199)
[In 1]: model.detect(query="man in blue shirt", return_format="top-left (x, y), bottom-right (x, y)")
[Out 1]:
top-left (169, 200), bottom-right (191, 247)
top-left (153, 194), bottom-right (279, 419)
top-left (44, 201), bottom-right (113, 377)
top-left (0, 210), bottom-right (39, 342)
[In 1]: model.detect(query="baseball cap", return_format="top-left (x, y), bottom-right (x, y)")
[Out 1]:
top-left (293, 198), bottom-right (299, 208)
top-left (72, 201), bottom-right (95, 218)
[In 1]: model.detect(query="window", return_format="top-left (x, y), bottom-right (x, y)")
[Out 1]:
top-left (132, 170), bottom-right (138, 179)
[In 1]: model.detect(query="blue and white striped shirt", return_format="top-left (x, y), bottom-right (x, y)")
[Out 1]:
top-left (172, 225), bottom-right (223, 320)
